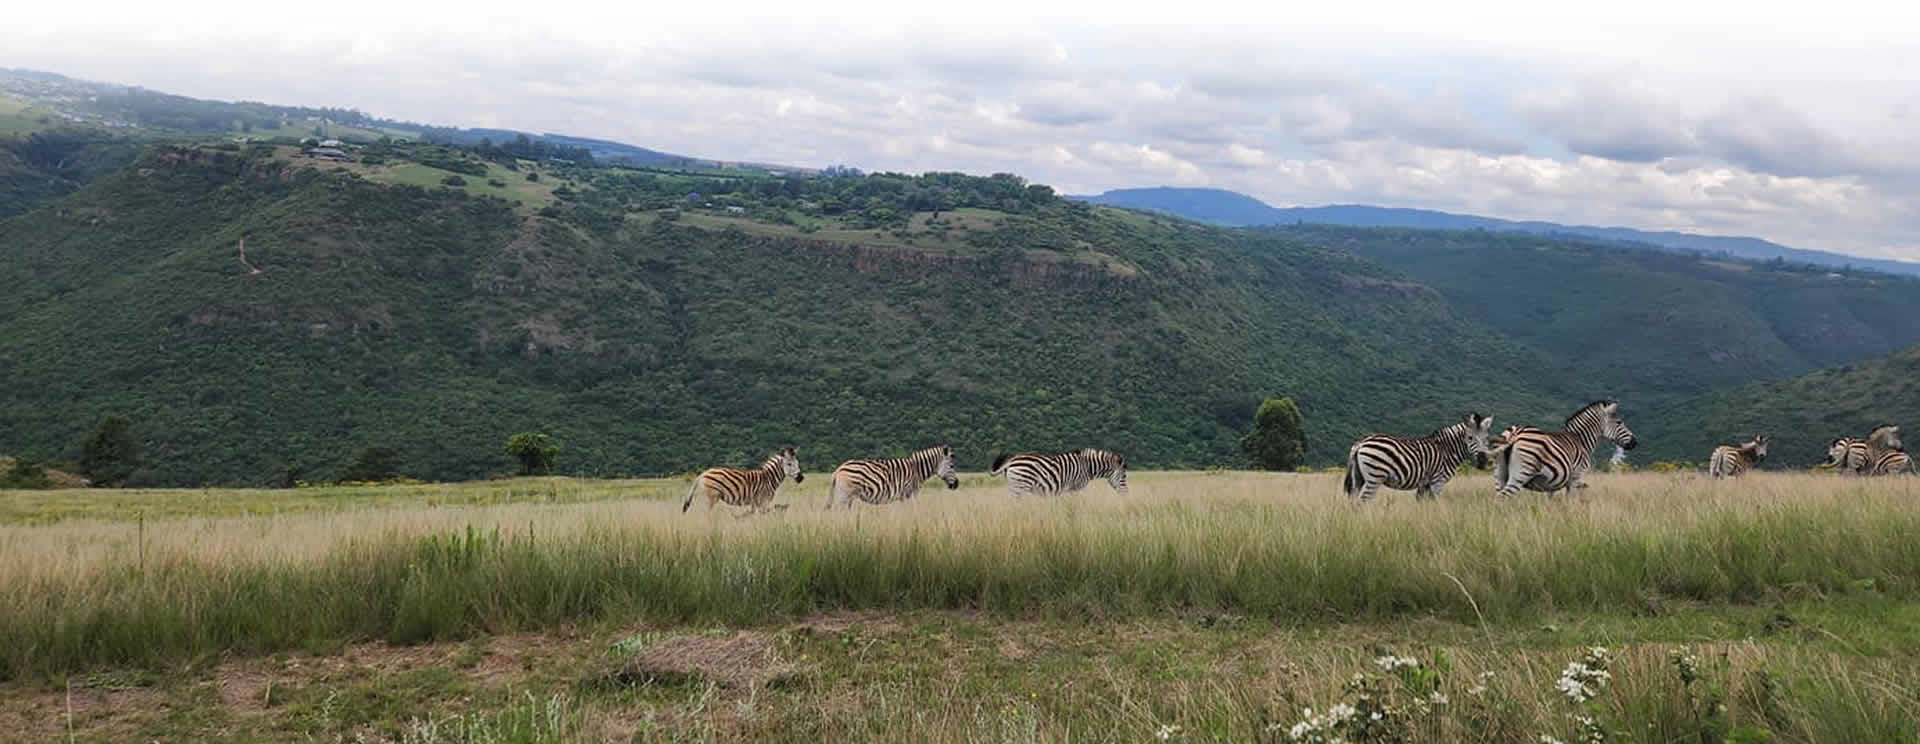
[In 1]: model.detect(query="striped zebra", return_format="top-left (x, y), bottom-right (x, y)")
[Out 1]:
top-left (682, 447), bottom-right (803, 514)
top-left (1825, 425), bottom-right (1903, 476)
top-left (1342, 412), bottom-right (1494, 502)
top-left (1708, 435), bottom-right (1769, 478)
top-left (988, 449), bottom-right (1128, 497)
top-left (1492, 400), bottom-right (1638, 498)
top-left (824, 445), bottom-right (960, 509)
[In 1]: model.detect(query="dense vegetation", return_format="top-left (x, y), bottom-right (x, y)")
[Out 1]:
top-left (0, 144), bottom-right (1572, 485)
top-left (1641, 344), bottom-right (1920, 467)
top-left (1283, 225), bottom-right (1920, 404)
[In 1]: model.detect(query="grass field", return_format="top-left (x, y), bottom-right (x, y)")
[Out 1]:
top-left (3, 470), bottom-right (1919, 741)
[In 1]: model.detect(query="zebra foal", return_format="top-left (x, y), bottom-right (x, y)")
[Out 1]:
top-left (682, 447), bottom-right (803, 515)
top-left (1708, 435), bottom-right (1769, 478)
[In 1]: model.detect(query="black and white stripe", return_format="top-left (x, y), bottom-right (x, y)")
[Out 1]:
top-left (1825, 425), bottom-right (1903, 476)
top-left (825, 445), bottom-right (960, 509)
top-left (988, 448), bottom-right (1128, 497)
top-left (1493, 400), bottom-right (1638, 498)
top-left (1342, 413), bottom-right (1493, 502)
top-left (1708, 435), bottom-right (1769, 478)
top-left (682, 447), bottom-right (803, 514)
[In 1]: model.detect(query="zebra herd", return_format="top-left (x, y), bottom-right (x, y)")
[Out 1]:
top-left (682, 446), bottom-right (1127, 514)
top-left (677, 400), bottom-right (1913, 514)
top-left (1342, 399), bottom-right (1914, 503)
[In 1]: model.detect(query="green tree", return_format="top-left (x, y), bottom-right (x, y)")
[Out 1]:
top-left (1241, 397), bottom-right (1308, 471)
top-left (340, 446), bottom-right (403, 483)
top-left (78, 414), bottom-right (141, 486)
top-left (505, 432), bottom-right (560, 475)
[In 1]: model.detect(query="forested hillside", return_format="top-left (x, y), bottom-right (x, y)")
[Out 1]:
top-left (1640, 345), bottom-right (1920, 468)
top-left (0, 144), bottom-right (1570, 485)
top-left (1278, 225), bottom-right (1920, 402)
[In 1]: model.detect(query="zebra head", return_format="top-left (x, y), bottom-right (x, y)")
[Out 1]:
top-left (1107, 452), bottom-right (1129, 496)
top-left (1461, 412), bottom-right (1494, 469)
top-left (1599, 400), bottom-right (1638, 450)
top-left (936, 445), bottom-right (959, 489)
top-left (777, 446), bottom-right (803, 483)
top-left (1748, 435), bottom-right (1770, 462)
top-left (1869, 424), bottom-right (1902, 451)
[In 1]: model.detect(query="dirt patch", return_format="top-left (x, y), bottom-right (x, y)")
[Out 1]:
top-left (602, 631), bottom-right (801, 691)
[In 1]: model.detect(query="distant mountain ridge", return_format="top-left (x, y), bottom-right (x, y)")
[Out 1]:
top-left (1074, 187), bottom-right (1920, 278)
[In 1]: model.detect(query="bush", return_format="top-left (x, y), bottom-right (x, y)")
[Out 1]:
top-left (487, 178), bottom-right (506, 188)
top-left (0, 457), bottom-right (51, 489)
top-left (1241, 397), bottom-right (1308, 471)
top-left (504, 432), bottom-right (560, 476)
top-left (340, 445), bottom-right (404, 483)
top-left (78, 414), bottom-right (141, 487)
top-left (440, 175), bottom-right (468, 187)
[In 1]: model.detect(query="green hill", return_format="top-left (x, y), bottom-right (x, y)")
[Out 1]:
top-left (0, 144), bottom-right (1570, 485)
top-left (1640, 345), bottom-right (1920, 468)
top-left (1279, 224), bottom-right (1920, 401)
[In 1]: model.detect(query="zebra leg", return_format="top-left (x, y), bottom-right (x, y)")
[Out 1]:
top-left (1425, 478), bottom-right (1449, 501)
top-left (1354, 480), bottom-right (1378, 503)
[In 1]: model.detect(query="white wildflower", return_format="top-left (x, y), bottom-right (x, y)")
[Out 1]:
top-left (1155, 723), bottom-right (1181, 741)
top-left (1374, 655), bottom-right (1419, 671)
top-left (1326, 702), bottom-right (1357, 723)
top-left (1429, 691), bottom-right (1449, 705)
top-left (1539, 736), bottom-right (1568, 744)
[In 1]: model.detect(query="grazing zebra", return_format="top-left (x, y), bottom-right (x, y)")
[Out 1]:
top-left (988, 448), bottom-right (1128, 497)
top-left (1493, 400), bottom-right (1638, 498)
top-left (1342, 412), bottom-right (1494, 502)
top-left (824, 445), bottom-right (960, 509)
top-left (682, 447), bottom-right (803, 514)
top-left (1825, 425), bottom-right (1903, 476)
top-left (1708, 435), bottom-right (1769, 478)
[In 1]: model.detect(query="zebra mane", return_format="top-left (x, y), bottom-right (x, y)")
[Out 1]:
top-left (1565, 399), bottom-right (1616, 427)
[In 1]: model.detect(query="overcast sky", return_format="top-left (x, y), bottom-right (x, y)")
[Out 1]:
top-left (8, 2), bottom-right (1920, 260)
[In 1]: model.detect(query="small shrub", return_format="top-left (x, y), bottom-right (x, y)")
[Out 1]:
top-left (440, 174), bottom-right (468, 187)
top-left (487, 178), bottom-right (506, 188)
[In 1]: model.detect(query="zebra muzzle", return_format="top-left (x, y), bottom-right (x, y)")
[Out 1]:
top-left (944, 477), bottom-right (959, 490)
top-left (793, 473), bottom-right (805, 483)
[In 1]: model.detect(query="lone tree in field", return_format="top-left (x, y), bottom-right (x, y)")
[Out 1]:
top-left (505, 432), bottom-right (560, 476)
top-left (340, 445), bottom-right (403, 483)
top-left (78, 414), bottom-right (141, 487)
top-left (1241, 397), bottom-right (1308, 471)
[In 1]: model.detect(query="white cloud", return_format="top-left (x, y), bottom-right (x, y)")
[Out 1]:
top-left (3, 6), bottom-right (1919, 259)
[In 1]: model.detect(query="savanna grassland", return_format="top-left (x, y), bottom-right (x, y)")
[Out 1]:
top-left (4, 470), bottom-right (1920, 742)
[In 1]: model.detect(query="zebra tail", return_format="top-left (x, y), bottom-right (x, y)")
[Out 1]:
top-left (1342, 445), bottom-right (1361, 498)
top-left (990, 453), bottom-right (1010, 475)
top-left (682, 477), bottom-right (699, 513)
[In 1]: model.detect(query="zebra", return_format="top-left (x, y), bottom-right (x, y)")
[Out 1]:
top-left (1342, 412), bottom-right (1494, 502)
top-left (1708, 435), bottom-right (1769, 478)
top-left (1492, 399), bottom-right (1638, 498)
top-left (1825, 425), bottom-right (1903, 476)
top-left (682, 447), bottom-right (803, 514)
top-left (824, 445), bottom-right (960, 509)
top-left (988, 448), bottom-right (1128, 497)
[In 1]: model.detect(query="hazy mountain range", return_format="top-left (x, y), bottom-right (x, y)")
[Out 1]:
top-left (1074, 187), bottom-right (1920, 278)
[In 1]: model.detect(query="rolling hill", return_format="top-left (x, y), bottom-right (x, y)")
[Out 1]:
top-left (1642, 344), bottom-right (1920, 468)
top-left (0, 143), bottom-right (1572, 485)
top-left (1077, 186), bottom-right (1920, 278)
top-left (1276, 224), bottom-right (1920, 403)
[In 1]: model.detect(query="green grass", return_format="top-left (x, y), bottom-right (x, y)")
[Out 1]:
top-left (5, 471), bottom-right (1920, 684)
top-left (0, 476), bottom-right (679, 525)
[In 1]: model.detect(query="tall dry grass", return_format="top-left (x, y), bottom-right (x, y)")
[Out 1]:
top-left (2, 470), bottom-right (1916, 680)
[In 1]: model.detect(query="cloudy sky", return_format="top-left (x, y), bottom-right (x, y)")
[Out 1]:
top-left (8, 2), bottom-right (1920, 260)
